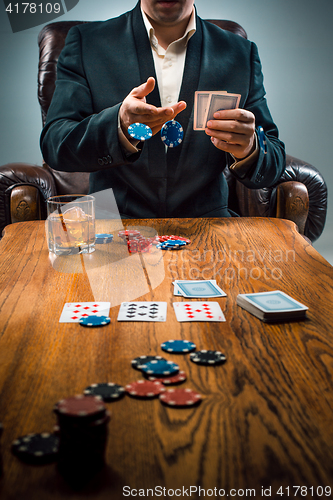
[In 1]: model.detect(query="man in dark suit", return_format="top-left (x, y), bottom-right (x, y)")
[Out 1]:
top-left (40, 0), bottom-right (285, 218)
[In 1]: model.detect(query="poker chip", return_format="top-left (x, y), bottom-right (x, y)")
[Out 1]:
top-left (95, 233), bottom-right (113, 244)
top-left (131, 355), bottom-right (166, 371)
top-left (125, 380), bottom-right (165, 398)
top-left (190, 350), bottom-right (226, 365)
top-left (161, 340), bottom-right (196, 354)
top-left (156, 243), bottom-right (183, 250)
top-left (159, 388), bottom-right (202, 407)
top-left (84, 383), bottom-right (125, 402)
top-left (79, 315), bottom-right (111, 327)
top-left (140, 359), bottom-right (179, 377)
top-left (128, 123), bottom-right (152, 141)
top-left (160, 120), bottom-right (183, 147)
top-left (148, 370), bottom-right (187, 385)
top-left (54, 395), bottom-right (106, 419)
top-left (12, 433), bottom-right (59, 464)
top-left (168, 235), bottom-right (191, 244)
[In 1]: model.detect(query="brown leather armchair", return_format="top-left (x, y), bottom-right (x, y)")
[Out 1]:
top-left (0, 20), bottom-right (327, 242)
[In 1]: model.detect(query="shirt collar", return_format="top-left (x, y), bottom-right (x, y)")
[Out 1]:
top-left (141, 6), bottom-right (196, 52)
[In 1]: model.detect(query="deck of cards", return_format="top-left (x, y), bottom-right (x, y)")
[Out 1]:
top-left (193, 91), bottom-right (241, 130)
top-left (237, 291), bottom-right (308, 322)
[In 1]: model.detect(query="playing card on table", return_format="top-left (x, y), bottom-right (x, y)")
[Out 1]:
top-left (173, 302), bottom-right (226, 322)
top-left (174, 280), bottom-right (227, 298)
top-left (59, 302), bottom-right (111, 323)
top-left (117, 302), bottom-right (167, 322)
top-left (193, 91), bottom-right (241, 130)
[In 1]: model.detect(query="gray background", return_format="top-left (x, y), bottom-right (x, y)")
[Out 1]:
top-left (0, 0), bottom-right (332, 263)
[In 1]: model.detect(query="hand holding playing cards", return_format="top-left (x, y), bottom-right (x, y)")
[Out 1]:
top-left (205, 108), bottom-right (256, 159)
top-left (119, 77), bottom-right (187, 139)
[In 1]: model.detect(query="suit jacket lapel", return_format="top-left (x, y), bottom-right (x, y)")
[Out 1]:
top-left (132, 2), bottom-right (167, 178)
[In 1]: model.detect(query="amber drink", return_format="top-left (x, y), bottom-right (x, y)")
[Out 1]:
top-left (47, 195), bottom-right (95, 255)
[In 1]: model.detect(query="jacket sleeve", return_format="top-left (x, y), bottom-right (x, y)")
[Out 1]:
top-left (40, 26), bottom-right (140, 173)
top-left (228, 41), bottom-right (286, 188)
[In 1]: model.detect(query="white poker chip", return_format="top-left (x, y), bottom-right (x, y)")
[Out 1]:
top-left (128, 123), bottom-right (152, 141)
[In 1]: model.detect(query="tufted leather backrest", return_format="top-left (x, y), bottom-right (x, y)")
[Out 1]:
top-left (37, 19), bottom-right (247, 195)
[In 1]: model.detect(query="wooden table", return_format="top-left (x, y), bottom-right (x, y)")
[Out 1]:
top-left (0, 217), bottom-right (332, 500)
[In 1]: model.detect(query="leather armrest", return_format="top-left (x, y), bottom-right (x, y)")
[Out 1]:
top-left (272, 155), bottom-right (327, 242)
top-left (0, 162), bottom-right (57, 234)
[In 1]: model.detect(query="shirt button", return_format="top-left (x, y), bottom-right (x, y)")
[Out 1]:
top-left (166, 96), bottom-right (172, 103)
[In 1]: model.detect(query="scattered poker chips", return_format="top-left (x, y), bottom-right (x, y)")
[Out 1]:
top-left (147, 371), bottom-right (187, 385)
top-left (125, 380), bottom-right (165, 398)
top-left (131, 355), bottom-right (166, 371)
top-left (84, 383), bottom-right (125, 402)
top-left (140, 359), bottom-right (180, 377)
top-left (11, 433), bottom-right (59, 464)
top-left (128, 122), bottom-right (153, 141)
top-left (190, 350), bottom-right (226, 365)
top-left (159, 388), bottom-right (202, 407)
top-left (161, 339), bottom-right (196, 354)
top-left (160, 120), bottom-right (183, 148)
top-left (79, 315), bottom-right (111, 327)
top-left (95, 233), bottom-right (113, 244)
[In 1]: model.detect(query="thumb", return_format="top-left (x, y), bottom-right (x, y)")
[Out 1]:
top-left (131, 77), bottom-right (155, 99)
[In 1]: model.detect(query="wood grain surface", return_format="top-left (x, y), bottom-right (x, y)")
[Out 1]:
top-left (0, 218), bottom-right (332, 500)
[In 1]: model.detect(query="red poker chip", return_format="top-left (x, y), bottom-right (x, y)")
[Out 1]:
top-left (118, 230), bottom-right (141, 239)
top-left (54, 395), bottom-right (106, 418)
top-left (125, 380), bottom-right (166, 398)
top-left (159, 388), bottom-right (202, 407)
top-left (147, 371), bottom-right (187, 385)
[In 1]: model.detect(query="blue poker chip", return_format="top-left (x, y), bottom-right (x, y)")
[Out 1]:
top-left (165, 239), bottom-right (186, 246)
top-left (79, 315), bottom-right (111, 327)
top-left (160, 120), bottom-right (183, 148)
top-left (156, 243), bottom-right (183, 250)
top-left (140, 359), bottom-right (179, 376)
top-left (95, 233), bottom-right (113, 244)
top-left (161, 340), bottom-right (196, 354)
top-left (128, 123), bottom-right (153, 141)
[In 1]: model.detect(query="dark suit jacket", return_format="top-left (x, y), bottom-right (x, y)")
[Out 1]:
top-left (40, 2), bottom-right (285, 218)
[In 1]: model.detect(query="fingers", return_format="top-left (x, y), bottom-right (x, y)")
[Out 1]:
top-left (131, 77), bottom-right (156, 100)
top-left (205, 108), bottom-right (256, 158)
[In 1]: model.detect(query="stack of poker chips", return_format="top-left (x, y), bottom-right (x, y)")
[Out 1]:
top-left (0, 422), bottom-right (3, 476)
top-left (155, 235), bottom-right (191, 250)
top-left (53, 395), bottom-right (110, 483)
top-left (118, 230), bottom-right (152, 254)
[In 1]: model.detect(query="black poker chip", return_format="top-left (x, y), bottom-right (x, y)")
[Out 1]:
top-left (160, 120), bottom-right (183, 147)
top-left (161, 339), bottom-right (196, 354)
top-left (131, 355), bottom-right (166, 371)
top-left (84, 383), bottom-right (125, 402)
top-left (12, 433), bottom-right (59, 464)
top-left (189, 350), bottom-right (226, 365)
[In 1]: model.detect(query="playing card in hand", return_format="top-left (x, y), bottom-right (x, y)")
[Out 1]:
top-left (193, 91), bottom-right (241, 130)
